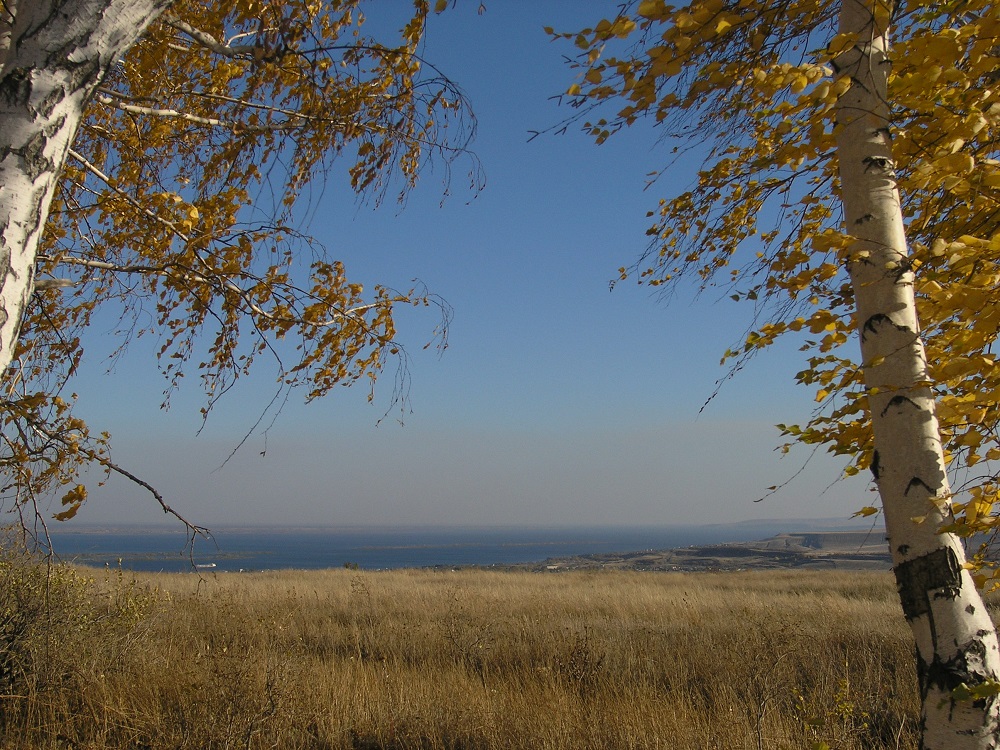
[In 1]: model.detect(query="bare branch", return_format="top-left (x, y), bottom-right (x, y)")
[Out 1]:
top-left (21, 411), bottom-right (208, 536)
top-left (162, 17), bottom-right (260, 59)
top-left (95, 91), bottom-right (232, 129)
top-left (97, 453), bottom-right (209, 535)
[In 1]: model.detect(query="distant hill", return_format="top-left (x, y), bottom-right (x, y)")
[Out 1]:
top-left (514, 530), bottom-right (892, 572)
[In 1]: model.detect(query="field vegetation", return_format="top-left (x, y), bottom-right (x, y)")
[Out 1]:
top-left (0, 551), bottom-right (936, 749)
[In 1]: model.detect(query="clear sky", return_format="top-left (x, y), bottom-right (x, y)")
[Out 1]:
top-left (59, 2), bottom-right (872, 529)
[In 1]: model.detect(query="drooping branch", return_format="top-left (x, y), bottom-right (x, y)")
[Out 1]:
top-left (2, 0), bottom-right (473, 532)
top-left (42, 252), bottom-right (386, 330)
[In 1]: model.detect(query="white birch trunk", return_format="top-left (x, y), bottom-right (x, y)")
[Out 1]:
top-left (834, 1), bottom-right (1000, 746)
top-left (0, 0), bottom-right (171, 375)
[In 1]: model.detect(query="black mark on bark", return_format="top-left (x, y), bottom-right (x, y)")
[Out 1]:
top-left (871, 450), bottom-right (881, 481)
top-left (863, 155), bottom-right (895, 172)
top-left (42, 114), bottom-right (66, 139)
top-left (880, 394), bottom-right (921, 417)
top-left (33, 84), bottom-right (65, 120)
top-left (895, 547), bottom-right (961, 620)
top-left (0, 68), bottom-right (31, 108)
top-left (862, 312), bottom-right (913, 342)
top-left (60, 58), bottom-right (102, 93)
top-left (848, 75), bottom-right (872, 96)
top-left (905, 477), bottom-right (938, 496)
top-left (15, 131), bottom-right (53, 180)
top-left (923, 634), bottom-right (997, 711)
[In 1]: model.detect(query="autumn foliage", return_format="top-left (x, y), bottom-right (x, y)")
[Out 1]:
top-left (557, 0), bottom-right (1000, 578)
top-left (1, 0), bottom-right (477, 523)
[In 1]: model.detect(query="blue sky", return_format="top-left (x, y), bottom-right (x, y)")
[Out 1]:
top-left (60, 2), bottom-right (871, 529)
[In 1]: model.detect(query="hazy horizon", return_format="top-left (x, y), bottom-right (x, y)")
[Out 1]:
top-left (44, 4), bottom-right (873, 531)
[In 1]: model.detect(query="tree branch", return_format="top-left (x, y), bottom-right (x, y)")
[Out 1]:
top-left (68, 148), bottom-right (192, 243)
top-left (162, 17), bottom-right (261, 59)
top-left (95, 91), bottom-right (233, 129)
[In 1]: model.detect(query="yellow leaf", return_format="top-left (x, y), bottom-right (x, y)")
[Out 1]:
top-left (853, 506), bottom-right (879, 518)
top-left (652, 56), bottom-right (683, 77)
top-left (938, 152), bottom-right (974, 175)
top-left (827, 32), bottom-right (857, 56)
top-left (637, 0), bottom-right (666, 18)
top-left (674, 12), bottom-right (696, 30)
top-left (613, 18), bottom-right (636, 37)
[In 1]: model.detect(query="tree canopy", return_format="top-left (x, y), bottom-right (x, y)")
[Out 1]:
top-left (557, 0), bottom-right (1000, 576)
top-left (0, 0), bottom-right (478, 526)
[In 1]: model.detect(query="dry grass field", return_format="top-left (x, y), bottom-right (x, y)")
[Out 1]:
top-left (0, 555), bottom-right (934, 749)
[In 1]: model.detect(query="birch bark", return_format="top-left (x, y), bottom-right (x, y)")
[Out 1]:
top-left (834, 1), bottom-right (1000, 746)
top-left (0, 0), bottom-right (171, 375)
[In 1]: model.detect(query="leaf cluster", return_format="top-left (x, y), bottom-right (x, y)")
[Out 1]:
top-left (559, 0), bottom-right (1000, 571)
top-left (3, 0), bottom-right (478, 524)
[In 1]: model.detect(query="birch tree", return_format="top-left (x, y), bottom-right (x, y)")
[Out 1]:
top-left (557, 0), bottom-right (1000, 745)
top-left (0, 0), bottom-right (475, 525)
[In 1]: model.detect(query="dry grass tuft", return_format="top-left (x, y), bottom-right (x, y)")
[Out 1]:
top-left (0, 557), bottom-right (928, 749)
